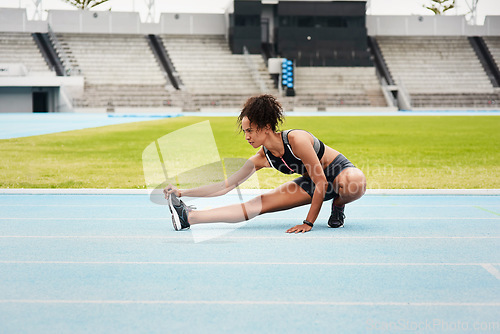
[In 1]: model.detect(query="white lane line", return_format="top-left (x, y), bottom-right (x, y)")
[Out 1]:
top-left (481, 264), bottom-right (500, 280)
top-left (0, 261), bottom-right (498, 266)
top-left (0, 217), bottom-right (498, 221)
top-left (0, 300), bottom-right (497, 306)
top-left (0, 235), bottom-right (499, 240)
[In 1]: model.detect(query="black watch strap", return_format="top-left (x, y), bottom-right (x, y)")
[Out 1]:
top-left (303, 220), bottom-right (313, 227)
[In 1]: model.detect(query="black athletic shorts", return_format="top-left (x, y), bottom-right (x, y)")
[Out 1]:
top-left (293, 153), bottom-right (355, 201)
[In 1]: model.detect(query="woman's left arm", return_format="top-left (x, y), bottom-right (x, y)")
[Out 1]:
top-left (286, 132), bottom-right (328, 233)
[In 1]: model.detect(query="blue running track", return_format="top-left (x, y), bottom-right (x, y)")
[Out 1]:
top-left (0, 113), bottom-right (181, 139)
top-left (0, 193), bottom-right (499, 333)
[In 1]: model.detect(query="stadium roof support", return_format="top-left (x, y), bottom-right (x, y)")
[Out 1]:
top-left (464, 0), bottom-right (479, 25)
top-left (145, 0), bottom-right (155, 23)
top-left (32, 0), bottom-right (43, 20)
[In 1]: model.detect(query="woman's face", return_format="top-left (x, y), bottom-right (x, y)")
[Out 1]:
top-left (241, 117), bottom-right (268, 148)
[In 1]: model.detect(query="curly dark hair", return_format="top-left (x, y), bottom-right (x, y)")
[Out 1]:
top-left (237, 94), bottom-right (284, 133)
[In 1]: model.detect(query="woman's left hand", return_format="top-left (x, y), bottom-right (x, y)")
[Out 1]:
top-left (163, 184), bottom-right (181, 199)
top-left (286, 223), bottom-right (312, 233)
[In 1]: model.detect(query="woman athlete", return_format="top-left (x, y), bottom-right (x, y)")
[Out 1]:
top-left (164, 94), bottom-right (366, 233)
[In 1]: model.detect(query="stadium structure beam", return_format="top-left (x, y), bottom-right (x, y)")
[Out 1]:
top-left (464, 0), bottom-right (479, 25)
top-left (32, 0), bottom-right (43, 20)
top-left (145, 0), bottom-right (155, 23)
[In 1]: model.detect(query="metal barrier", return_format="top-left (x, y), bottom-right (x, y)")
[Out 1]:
top-left (47, 25), bottom-right (81, 76)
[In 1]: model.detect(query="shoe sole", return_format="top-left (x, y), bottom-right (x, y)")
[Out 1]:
top-left (168, 195), bottom-right (182, 231)
top-left (328, 221), bottom-right (344, 228)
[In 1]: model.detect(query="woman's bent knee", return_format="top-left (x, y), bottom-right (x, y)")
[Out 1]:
top-left (339, 168), bottom-right (366, 200)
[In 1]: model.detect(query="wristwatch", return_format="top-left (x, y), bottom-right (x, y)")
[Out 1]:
top-left (303, 220), bottom-right (313, 227)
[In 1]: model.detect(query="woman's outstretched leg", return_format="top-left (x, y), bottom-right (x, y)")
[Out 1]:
top-left (188, 181), bottom-right (312, 225)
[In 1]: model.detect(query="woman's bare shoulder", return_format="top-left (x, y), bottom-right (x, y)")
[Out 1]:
top-left (287, 129), bottom-right (314, 147)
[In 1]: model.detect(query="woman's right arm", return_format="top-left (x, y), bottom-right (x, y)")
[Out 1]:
top-left (164, 148), bottom-right (269, 198)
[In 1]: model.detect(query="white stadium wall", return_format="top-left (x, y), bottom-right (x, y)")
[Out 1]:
top-left (47, 10), bottom-right (142, 34)
top-left (366, 15), bottom-right (500, 36)
top-left (0, 75), bottom-right (84, 113)
top-left (0, 9), bottom-right (226, 35)
top-left (0, 87), bottom-right (32, 113)
top-left (160, 13), bottom-right (226, 35)
top-left (0, 8), bottom-right (47, 33)
top-left (1, 8), bottom-right (500, 36)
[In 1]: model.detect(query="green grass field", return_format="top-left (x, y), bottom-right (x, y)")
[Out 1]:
top-left (0, 116), bottom-right (498, 189)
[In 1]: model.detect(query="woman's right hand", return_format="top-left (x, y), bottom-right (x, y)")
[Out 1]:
top-left (163, 184), bottom-right (181, 199)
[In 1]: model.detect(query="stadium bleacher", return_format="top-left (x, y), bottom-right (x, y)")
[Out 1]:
top-left (55, 33), bottom-right (177, 108)
top-left (377, 36), bottom-right (499, 108)
top-left (159, 34), bottom-right (276, 110)
top-left (291, 67), bottom-right (387, 108)
top-left (3, 32), bottom-right (499, 110)
top-left (0, 32), bottom-right (54, 76)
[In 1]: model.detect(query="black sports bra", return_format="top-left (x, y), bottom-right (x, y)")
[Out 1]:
top-left (263, 130), bottom-right (325, 175)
